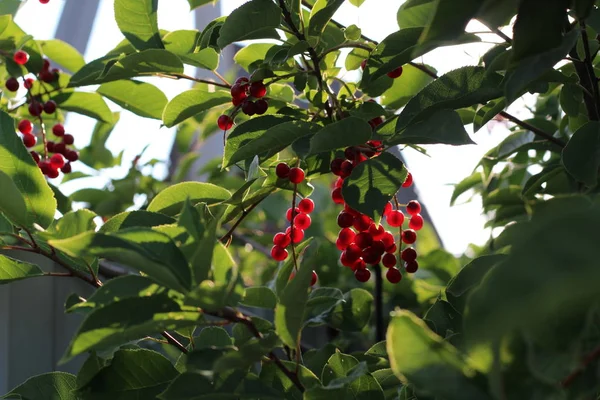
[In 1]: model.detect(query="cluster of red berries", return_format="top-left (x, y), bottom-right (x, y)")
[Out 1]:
top-left (217, 77), bottom-right (269, 131)
top-left (18, 120), bottom-right (78, 178)
top-left (360, 59), bottom-right (403, 79)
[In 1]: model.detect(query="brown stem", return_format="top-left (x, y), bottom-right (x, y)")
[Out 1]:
top-left (560, 344), bottom-right (600, 387)
top-left (219, 198), bottom-right (264, 244)
top-left (578, 20), bottom-right (600, 120)
top-left (160, 331), bottom-right (188, 354)
top-left (43, 271), bottom-right (73, 277)
top-left (149, 72), bottom-right (231, 89)
top-left (289, 183), bottom-right (300, 272)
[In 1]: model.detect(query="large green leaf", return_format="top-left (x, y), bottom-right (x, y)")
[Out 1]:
top-left (99, 210), bottom-right (175, 233)
top-left (114, 0), bottom-right (163, 51)
top-left (380, 63), bottom-right (436, 109)
top-left (387, 310), bottom-right (490, 400)
top-left (62, 295), bottom-right (201, 362)
top-left (0, 170), bottom-right (27, 227)
top-left (51, 92), bottom-right (113, 123)
top-left (39, 209), bottom-right (97, 240)
top-left (396, 0), bottom-right (435, 28)
top-left (341, 152), bottom-right (407, 220)
top-left (162, 30), bottom-right (219, 70)
top-left (1, 372), bottom-right (77, 400)
top-left (417, 0), bottom-right (482, 44)
top-left (318, 353), bottom-right (384, 399)
top-left (187, 0), bottom-right (216, 10)
top-left (147, 182), bottom-right (231, 215)
top-left (562, 121), bottom-right (600, 186)
top-left (98, 80), bottom-right (167, 120)
top-left (0, 254), bottom-right (44, 284)
top-left (308, 0), bottom-right (345, 38)
top-left (309, 117), bottom-right (372, 155)
top-left (327, 288), bottom-right (373, 332)
top-left (162, 88), bottom-right (231, 127)
top-left (234, 43), bottom-right (276, 71)
top-left (37, 39), bottom-right (85, 73)
top-left (0, 111), bottom-right (56, 228)
top-left (241, 286), bottom-right (277, 309)
top-left (216, 0), bottom-right (281, 48)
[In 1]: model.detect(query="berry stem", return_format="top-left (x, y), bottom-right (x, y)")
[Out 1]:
top-left (373, 263), bottom-right (384, 342)
top-left (212, 69), bottom-right (231, 87)
top-left (219, 198), bottom-right (265, 245)
top-left (36, 113), bottom-right (48, 160)
top-left (560, 343), bottom-right (600, 387)
top-left (148, 72), bottom-right (231, 89)
top-left (289, 183), bottom-right (300, 272)
top-left (393, 195), bottom-right (403, 258)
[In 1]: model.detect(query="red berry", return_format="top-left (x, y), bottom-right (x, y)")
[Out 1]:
top-left (61, 162), bottom-right (72, 174)
top-left (386, 267), bottom-right (402, 283)
top-left (385, 243), bottom-right (397, 254)
top-left (235, 77), bottom-right (249, 85)
top-left (371, 240), bottom-right (386, 256)
top-left (386, 210), bottom-right (404, 227)
top-left (38, 161), bottom-right (51, 175)
top-left (42, 59), bottom-right (50, 70)
top-left (409, 214), bottom-right (424, 230)
top-left (383, 202), bottom-right (393, 216)
top-left (340, 250), bottom-right (354, 266)
top-left (387, 66), bottom-right (403, 79)
top-left (285, 227), bottom-right (304, 243)
top-left (403, 172), bottom-right (413, 188)
top-left (352, 258), bottom-right (366, 271)
top-left (232, 96), bottom-right (244, 106)
top-left (249, 81), bottom-right (267, 98)
top-left (288, 167), bottom-right (305, 184)
top-left (271, 245), bottom-right (288, 261)
top-left (353, 214), bottom-right (372, 232)
top-left (28, 102), bottom-right (42, 116)
top-left (310, 270), bottom-right (318, 286)
top-left (344, 147), bottom-right (358, 161)
top-left (5, 77), bottom-right (19, 91)
top-left (54, 142), bottom-right (66, 154)
top-left (401, 248), bottom-right (417, 262)
top-left (402, 229), bottom-right (417, 244)
top-left (46, 166), bottom-right (59, 179)
top-left (286, 207), bottom-right (300, 222)
top-left (360, 59), bottom-right (367, 70)
top-left (242, 100), bottom-right (256, 116)
top-left (331, 187), bottom-right (344, 204)
top-left (337, 238), bottom-right (350, 251)
top-left (255, 99), bottom-right (268, 115)
top-left (382, 231), bottom-right (395, 248)
top-left (276, 162), bottom-right (290, 178)
top-left (40, 0), bottom-right (50, 4)
top-left (334, 177), bottom-right (344, 188)
top-left (13, 50), bottom-right (29, 65)
top-left (369, 117), bottom-right (383, 129)
top-left (340, 160), bottom-right (353, 178)
top-left (382, 253), bottom-right (397, 268)
top-left (217, 115), bottom-right (233, 131)
top-left (273, 232), bottom-right (291, 248)
top-left (39, 69), bottom-right (56, 83)
top-left (52, 124), bottom-right (65, 136)
top-left (298, 198), bottom-right (314, 214)
top-left (362, 247), bottom-right (381, 265)
top-left (346, 243), bottom-right (362, 261)
top-left (18, 119), bottom-right (33, 134)
top-left (50, 153), bottom-right (64, 168)
top-left (293, 213), bottom-right (311, 230)
top-left (355, 232), bottom-right (373, 249)
top-left (355, 268), bottom-right (371, 282)
top-left (65, 150), bottom-right (79, 162)
top-left (368, 223), bottom-right (385, 240)
top-left (23, 78), bottom-right (34, 89)
top-left (46, 141), bottom-right (55, 153)
top-left (30, 151), bottom-right (40, 163)
top-left (337, 211), bottom-right (354, 228)
top-left (230, 83), bottom-right (247, 100)
top-left (22, 134), bottom-right (36, 148)
top-left (406, 200), bottom-right (421, 215)
top-left (405, 260), bottom-right (418, 273)
top-left (43, 100), bottom-right (56, 114)
top-left (62, 134), bottom-right (74, 145)
top-left (337, 228), bottom-right (355, 246)
top-left (330, 158), bottom-right (344, 176)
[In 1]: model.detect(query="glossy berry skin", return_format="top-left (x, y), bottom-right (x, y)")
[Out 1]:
top-left (18, 119), bottom-right (33, 134)
top-left (28, 102), bottom-right (42, 117)
top-left (273, 232), bottom-right (291, 248)
top-left (43, 100), bottom-right (57, 114)
top-left (39, 69), bottom-right (56, 83)
top-left (30, 151), bottom-right (40, 163)
top-left (402, 229), bottom-right (417, 244)
top-left (330, 158), bottom-right (343, 176)
top-left (61, 162), bottom-right (72, 174)
top-left (271, 245), bottom-right (289, 261)
top-left (46, 166), bottom-right (59, 179)
top-left (405, 260), bottom-right (419, 273)
top-left (401, 248), bottom-right (417, 262)
top-left (298, 198), bottom-right (314, 214)
top-left (355, 232), bottom-right (373, 249)
top-left (386, 66), bottom-right (403, 79)
top-left (22, 134), bottom-right (36, 148)
top-left (65, 150), bottom-right (79, 162)
top-left (369, 224), bottom-right (385, 240)
top-left (406, 200), bottom-right (421, 215)
top-left (337, 228), bottom-right (355, 246)
top-left (235, 77), bottom-right (249, 85)
top-left (344, 147), bottom-right (358, 161)
top-left (230, 83), bottom-right (247, 100)
top-left (402, 172), bottom-right (413, 188)
top-left (293, 213), bottom-right (311, 230)
top-left (276, 162), bottom-right (290, 178)
top-left (50, 154), bottom-right (65, 168)
top-left (38, 161), bottom-right (51, 175)
top-left (286, 207), bottom-right (300, 222)
top-left (386, 267), bottom-right (402, 283)
top-left (409, 214), bottom-right (424, 230)
top-left (13, 50), bottom-right (29, 65)
top-left (217, 115), bottom-right (233, 131)
top-left (331, 187), bottom-right (344, 204)
top-left (345, 243), bottom-right (362, 261)
top-left (286, 227), bottom-right (304, 243)
top-left (383, 202), bottom-right (393, 216)
top-left (46, 141), bottom-right (55, 153)
top-left (360, 59), bottom-right (367, 70)
top-left (386, 210), bottom-right (404, 227)
top-left (241, 100), bottom-right (256, 116)
top-left (353, 214), bottom-right (372, 232)
top-left (355, 267), bottom-right (371, 282)
top-left (63, 134), bottom-right (74, 145)
top-left (54, 142), bottom-right (66, 155)
top-left (254, 99), bottom-right (268, 115)
top-left (249, 81), bottom-right (267, 98)
top-left (362, 247), bottom-right (381, 265)
top-left (340, 160), bottom-right (353, 178)
top-left (382, 253), bottom-right (397, 268)
top-left (5, 77), bottom-right (19, 91)
top-left (310, 270), bottom-right (318, 286)
top-left (52, 124), bottom-right (65, 136)
top-left (288, 167), bottom-right (305, 184)
top-left (23, 78), bottom-right (34, 89)
top-left (337, 211), bottom-right (354, 228)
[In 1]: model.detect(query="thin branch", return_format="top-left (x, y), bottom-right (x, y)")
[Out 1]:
top-left (579, 20), bottom-right (600, 120)
top-left (320, 42), bottom-right (374, 58)
top-left (499, 111), bottom-right (566, 147)
top-left (491, 27), bottom-right (512, 44)
top-left (560, 344), bottom-right (600, 387)
top-left (43, 271), bottom-right (73, 277)
top-left (212, 69), bottom-right (231, 86)
top-left (148, 72), bottom-right (231, 89)
top-left (160, 331), bottom-right (188, 354)
top-left (219, 198), bottom-right (265, 244)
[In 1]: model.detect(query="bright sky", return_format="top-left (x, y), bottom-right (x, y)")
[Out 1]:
top-left (14, 0), bottom-right (525, 255)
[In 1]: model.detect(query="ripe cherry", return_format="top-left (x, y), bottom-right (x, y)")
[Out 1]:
top-left (354, 268), bottom-right (371, 282)
top-left (28, 102), bottom-right (42, 116)
top-left (371, 240), bottom-right (386, 256)
top-left (230, 83), bottom-right (247, 100)
top-left (217, 115), bottom-right (233, 131)
top-left (242, 100), bottom-right (256, 116)
top-left (406, 200), bottom-right (421, 215)
top-left (353, 214), bottom-right (372, 232)
top-left (276, 162), bottom-right (290, 178)
top-left (249, 81), bottom-right (267, 98)
top-left (386, 210), bottom-right (404, 227)
top-left (402, 172), bottom-right (413, 188)
top-left (289, 167), bottom-right (305, 184)
top-left (254, 99), bottom-right (268, 115)
top-left (368, 223), bottom-right (385, 240)
top-left (65, 150), bottom-right (79, 162)
top-left (235, 77), bottom-right (249, 85)
top-left (369, 117), bottom-right (383, 129)
top-left (340, 251), bottom-right (354, 266)
top-left (273, 232), bottom-right (291, 248)
top-left (337, 238), bottom-right (350, 252)
top-left (46, 141), bottom-right (55, 153)
top-left (286, 227), bottom-right (304, 243)
top-left (387, 66), bottom-right (403, 79)
top-left (13, 50), bottom-right (29, 65)
top-left (386, 267), bottom-right (402, 283)
top-left (340, 160), bottom-right (353, 178)
top-left (401, 248), bottom-right (417, 262)
top-left (337, 211), bottom-right (354, 228)
top-left (405, 260), bottom-right (419, 273)
top-left (23, 78), bottom-right (34, 89)
top-left (293, 213), bottom-right (311, 230)
top-left (337, 228), bottom-right (356, 246)
top-left (271, 245), bottom-right (289, 261)
top-left (298, 198), bottom-right (315, 214)
top-left (331, 187), bottom-right (344, 204)
top-left (38, 161), bottom-right (51, 175)
top-left (330, 158), bottom-right (344, 176)
top-left (385, 243), bottom-right (397, 253)
top-left (402, 229), bottom-right (417, 244)
top-left (40, 0), bottom-right (50, 4)
top-left (346, 243), bottom-right (362, 261)
top-left (39, 69), bottom-right (56, 83)
top-left (409, 214), bottom-right (424, 230)
top-left (46, 166), bottom-right (59, 179)
top-left (344, 147), bottom-right (358, 161)
top-left (5, 77), bottom-right (19, 91)
top-left (382, 231), bottom-right (395, 248)
top-left (362, 247), bottom-right (381, 265)
top-left (22, 134), bottom-right (36, 148)
top-left (63, 134), bottom-right (74, 145)
top-left (383, 202), bottom-right (392, 216)
top-left (43, 100), bottom-right (57, 114)
top-left (54, 142), bottom-right (66, 154)
top-left (52, 124), bottom-right (65, 136)
top-left (50, 154), bottom-right (65, 168)
top-left (352, 258), bottom-right (366, 271)
top-left (310, 270), bottom-right (318, 286)
top-left (382, 253), bottom-right (397, 268)
top-left (18, 119), bottom-right (33, 134)
top-left (286, 207), bottom-right (300, 222)
top-left (30, 151), bottom-right (40, 163)
top-left (355, 232), bottom-right (373, 249)
top-left (360, 59), bottom-right (367, 70)
top-left (334, 177), bottom-right (344, 188)
top-left (61, 162), bottom-right (72, 174)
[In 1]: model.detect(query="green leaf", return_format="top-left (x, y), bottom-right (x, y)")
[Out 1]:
top-left (387, 310), bottom-right (490, 400)
top-left (0, 170), bottom-right (28, 227)
top-left (147, 182), bottom-right (230, 216)
top-left (216, 0), bottom-right (281, 48)
top-left (260, 360), bottom-right (321, 396)
top-left (1, 372), bottom-right (77, 400)
top-left (275, 255), bottom-right (315, 348)
top-left (341, 152), bottom-right (407, 220)
top-left (51, 92), bottom-right (113, 122)
top-left (450, 172), bottom-right (483, 205)
top-left (62, 295), bottom-right (201, 362)
top-left (77, 348), bottom-right (178, 397)
top-left (275, 239), bottom-right (314, 297)
top-left (158, 372), bottom-right (216, 399)
top-left (309, 117), bottom-right (371, 155)
top-left (187, 0), bottom-right (216, 10)
top-left (395, 66), bottom-right (503, 132)
top-left (0, 254), bottom-right (43, 284)
top-left (225, 120), bottom-right (320, 167)
top-left (98, 80), bottom-right (167, 120)
top-left (0, 111), bottom-right (56, 228)
top-left (99, 210), bottom-right (175, 233)
top-left (380, 63), bottom-right (435, 109)
top-left (308, 0), bottom-right (345, 38)
top-left (39, 209), bottom-right (97, 240)
top-left (562, 121), bottom-right (600, 186)
top-left (417, 0), bottom-right (481, 44)
top-left (234, 43), bottom-right (276, 72)
top-left (162, 30), bottom-right (219, 70)
top-left (559, 83), bottom-right (583, 117)
top-left (320, 353), bottom-right (384, 399)
top-left (397, 0), bottom-right (435, 28)
top-left (37, 39), bottom-right (85, 73)
top-left (348, 0), bottom-right (366, 6)
top-left (327, 288), bottom-right (373, 332)
top-left (473, 98), bottom-right (506, 132)
top-left (241, 286), bottom-right (277, 309)
top-left (114, 0), bottom-right (163, 51)
top-left (162, 88), bottom-right (231, 127)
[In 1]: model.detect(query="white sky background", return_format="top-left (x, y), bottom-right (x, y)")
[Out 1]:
top-left (14, 0), bottom-right (528, 255)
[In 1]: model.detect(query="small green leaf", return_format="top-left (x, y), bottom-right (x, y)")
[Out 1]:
top-left (0, 254), bottom-right (44, 284)
top-left (98, 80), bottom-right (168, 120)
top-left (114, 0), bottom-right (163, 51)
top-left (0, 170), bottom-right (27, 227)
top-left (162, 88), bottom-right (231, 127)
top-left (341, 153), bottom-right (407, 220)
top-left (241, 287), bottom-right (277, 309)
top-left (559, 83), bottom-right (584, 117)
top-left (275, 239), bottom-right (314, 297)
top-left (308, 0), bottom-right (345, 38)
top-left (187, 0), bottom-right (216, 10)
top-left (147, 182), bottom-right (230, 216)
top-left (99, 210), bottom-right (175, 233)
top-left (234, 43), bottom-right (276, 72)
top-left (348, 0), bottom-right (366, 6)
top-left (327, 288), bottom-right (373, 331)
top-left (162, 30), bottom-right (219, 70)
top-left (51, 92), bottom-right (113, 122)
top-left (320, 353), bottom-right (384, 399)
top-left (450, 172), bottom-right (483, 205)
top-left (397, 0), bottom-right (436, 28)
top-left (380, 63), bottom-right (436, 109)
top-left (39, 209), bottom-right (97, 240)
top-left (309, 117), bottom-right (372, 155)
top-left (562, 121), bottom-right (600, 186)
top-left (344, 25), bottom-right (362, 40)
top-left (37, 39), bottom-right (85, 73)
top-left (1, 372), bottom-right (77, 400)
top-left (473, 98), bottom-right (506, 132)
top-left (417, 0), bottom-right (481, 44)
top-left (217, 0), bottom-right (281, 48)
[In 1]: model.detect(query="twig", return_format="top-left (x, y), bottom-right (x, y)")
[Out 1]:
top-left (148, 72), bottom-right (231, 89)
top-left (499, 111), bottom-right (566, 147)
top-left (219, 198), bottom-right (265, 244)
top-left (160, 331), bottom-right (188, 354)
top-left (320, 42), bottom-right (374, 58)
top-left (212, 69), bottom-right (230, 86)
top-left (43, 271), bottom-right (73, 277)
top-left (560, 344), bottom-right (600, 387)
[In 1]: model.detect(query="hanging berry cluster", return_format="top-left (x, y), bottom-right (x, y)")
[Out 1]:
top-left (217, 77), bottom-right (269, 132)
top-left (270, 163), bottom-right (318, 287)
top-left (4, 51), bottom-right (78, 178)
